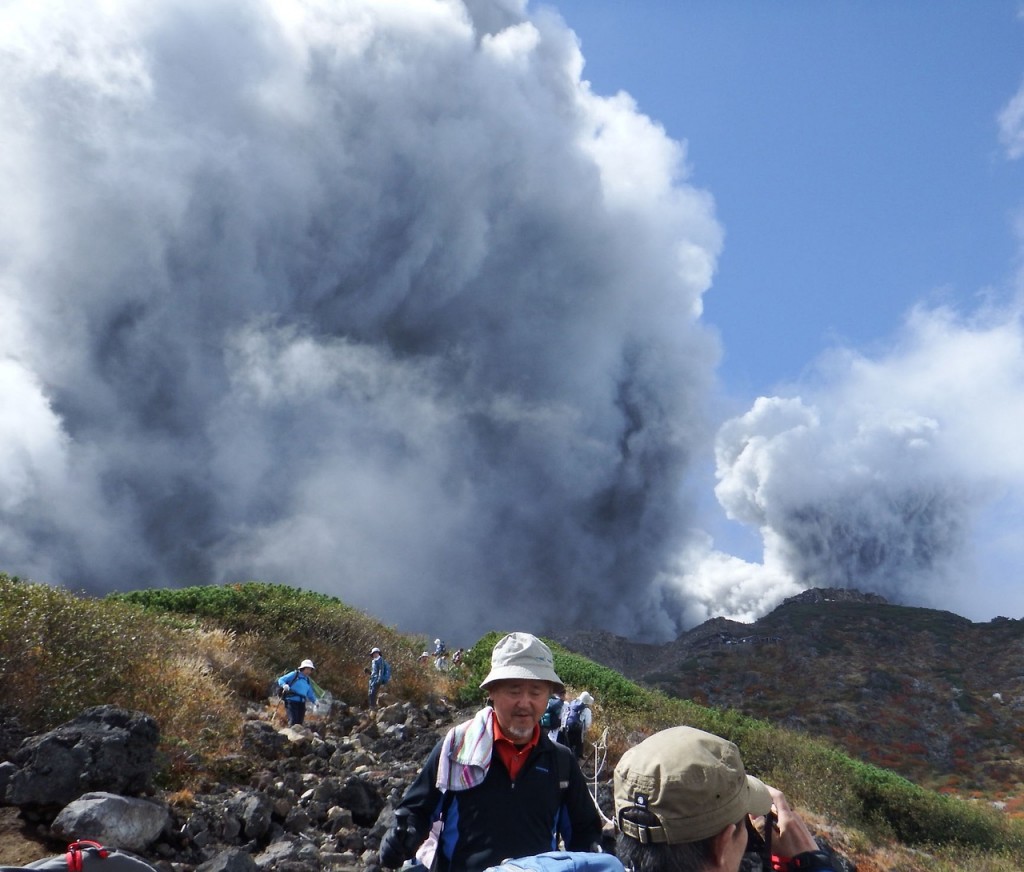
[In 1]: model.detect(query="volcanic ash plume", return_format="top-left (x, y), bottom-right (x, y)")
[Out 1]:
top-left (700, 304), bottom-right (1024, 623)
top-left (0, 0), bottom-right (722, 638)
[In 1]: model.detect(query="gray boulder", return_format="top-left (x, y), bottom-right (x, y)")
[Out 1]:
top-left (196, 848), bottom-right (259, 872)
top-left (51, 791), bottom-right (169, 851)
top-left (4, 706), bottom-right (159, 810)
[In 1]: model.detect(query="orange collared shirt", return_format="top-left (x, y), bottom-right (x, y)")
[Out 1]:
top-left (492, 718), bottom-right (540, 782)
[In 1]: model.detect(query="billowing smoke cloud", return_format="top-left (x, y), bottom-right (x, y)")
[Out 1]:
top-left (5, 0), bottom-right (1024, 642)
top-left (678, 302), bottom-right (1024, 625)
top-left (0, 0), bottom-right (723, 639)
top-left (668, 71), bottom-right (1024, 626)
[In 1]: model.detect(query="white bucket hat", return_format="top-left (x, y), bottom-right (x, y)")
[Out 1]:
top-left (480, 632), bottom-right (563, 692)
top-left (578, 691), bottom-right (594, 706)
top-left (299, 659), bottom-right (316, 670)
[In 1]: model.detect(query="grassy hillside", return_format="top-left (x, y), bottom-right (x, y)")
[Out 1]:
top-left (3, 575), bottom-right (1024, 870)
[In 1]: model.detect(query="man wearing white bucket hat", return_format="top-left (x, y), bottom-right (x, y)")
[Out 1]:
top-left (379, 632), bottom-right (602, 871)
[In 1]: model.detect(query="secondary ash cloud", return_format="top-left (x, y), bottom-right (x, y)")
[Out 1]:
top-left (661, 67), bottom-right (1024, 628)
top-left (0, 0), bottom-right (722, 639)
top-left (689, 303), bottom-right (1024, 625)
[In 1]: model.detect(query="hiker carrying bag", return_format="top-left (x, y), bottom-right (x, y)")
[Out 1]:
top-left (563, 699), bottom-right (585, 732)
top-left (0, 840), bottom-right (158, 872)
top-left (540, 697), bottom-right (563, 730)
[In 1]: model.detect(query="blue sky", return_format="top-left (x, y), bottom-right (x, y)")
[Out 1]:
top-left (545, 1), bottom-right (1024, 400)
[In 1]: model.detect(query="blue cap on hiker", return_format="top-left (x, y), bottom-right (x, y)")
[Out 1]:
top-left (480, 632), bottom-right (564, 692)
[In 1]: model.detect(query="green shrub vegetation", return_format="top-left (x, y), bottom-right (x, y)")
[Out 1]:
top-left (3, 577), bottom-right (1024, 869)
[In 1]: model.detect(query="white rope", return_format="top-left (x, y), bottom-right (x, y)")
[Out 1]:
top-left (587, 727), bottom-right (614, 825)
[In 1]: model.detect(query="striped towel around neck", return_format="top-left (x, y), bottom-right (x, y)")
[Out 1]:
top-left (436, 706), bottom-right (494, 792)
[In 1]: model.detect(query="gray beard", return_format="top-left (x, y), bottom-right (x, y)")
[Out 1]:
top-left (504, 722), bottom-right (534, 742)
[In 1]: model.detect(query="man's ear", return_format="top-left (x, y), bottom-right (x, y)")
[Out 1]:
top-left (708, 823), bottom-right (738, 869)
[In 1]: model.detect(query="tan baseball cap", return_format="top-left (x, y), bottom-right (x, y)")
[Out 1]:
top-left (614, 726), bottom-right (772, 844)
top-left (480, 632), bottom-right (564, 692)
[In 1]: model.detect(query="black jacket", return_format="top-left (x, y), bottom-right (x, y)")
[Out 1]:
top-left (397, 728), bottom-right (602, 872)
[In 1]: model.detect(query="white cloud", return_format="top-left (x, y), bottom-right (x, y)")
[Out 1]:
top-left (998, 78), bottom-right (1024, 160)
top-left (690, 303), bottom-right (1024, 620)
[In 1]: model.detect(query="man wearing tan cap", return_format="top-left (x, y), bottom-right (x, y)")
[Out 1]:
top-left (379, 632), bottom-right (602, 871)
top-left (614, 726), bottom-right (836, 872)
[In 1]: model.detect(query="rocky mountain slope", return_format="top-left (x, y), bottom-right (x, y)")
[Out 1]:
top-left (553, 588), bottom-right (1024, 809)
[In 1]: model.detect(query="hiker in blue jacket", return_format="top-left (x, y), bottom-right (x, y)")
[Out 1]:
top-left (277, 659), bottom-right (318, 726)
top-left (614, 726), bottom-right (838, 872)
top-left (378, 633), bottom-right (601, 872)
top-left (368, 646), bottom-right (390, 710)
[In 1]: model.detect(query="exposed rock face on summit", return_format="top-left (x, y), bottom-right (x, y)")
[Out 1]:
top-left (553, 588), bottom-right (1024, 796)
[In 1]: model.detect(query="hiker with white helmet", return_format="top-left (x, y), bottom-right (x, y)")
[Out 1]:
top-left (561, 690), bottom-right (594, 760)
top-left (277, 659), bottom-right (318, 726)
top-left (378, 632), bottom-right (602, 871)
top-left (614, 726), bottom-right (836, 872)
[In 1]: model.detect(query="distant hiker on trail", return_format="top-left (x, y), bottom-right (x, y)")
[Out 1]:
top-left (378, 632), bottom-right (601, 872)
top-left (539, 691), bottom-right (564, 744)
top-left (561, 690), bottom-right (594, 760)
top-left (418, 650), bottom-right (431, 665)
top-left (614, 726), bottom-right (838, 872)
top-left (452, 647), bottom-right (464, 667)
top-left (277, 659), bottom-right (318, 726)
top-left (368, 646), bottom-right (391, 710)
top-left (433, 637), bottom-right (448, 671)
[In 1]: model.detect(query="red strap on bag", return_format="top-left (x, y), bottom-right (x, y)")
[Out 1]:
top-left (771, 851), bottom-right (834, 871)
top-left (65, 841), bottom-right (109, 872)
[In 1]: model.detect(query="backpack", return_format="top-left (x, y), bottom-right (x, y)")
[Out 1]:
top-left (0, 840), bottom-right (159, 872)
top-left (483, 851), bottom-right (624, 872)
top-left (539, 697), bottom-right (564, 730)
top-left (380, 659), bottom-right (391, 684)
top-left (564, 699), bottom-right (586, 732)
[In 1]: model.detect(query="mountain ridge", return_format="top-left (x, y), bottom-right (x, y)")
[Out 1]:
top-left (551, 587), bottom-right (1024, 808)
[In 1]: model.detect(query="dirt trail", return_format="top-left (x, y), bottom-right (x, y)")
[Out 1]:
top-left (0, 808), bottom-right (53, 865)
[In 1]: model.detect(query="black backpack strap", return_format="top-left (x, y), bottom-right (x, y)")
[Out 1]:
top-left (554, 741), bottom-right (571, 793)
